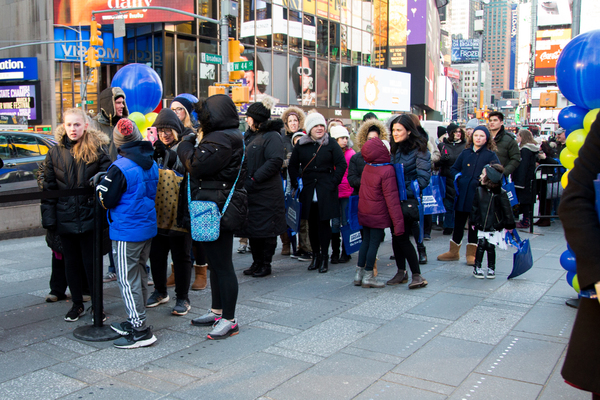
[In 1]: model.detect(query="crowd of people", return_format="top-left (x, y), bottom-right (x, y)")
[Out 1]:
top-left (39, 89), bottom-right (568, 349)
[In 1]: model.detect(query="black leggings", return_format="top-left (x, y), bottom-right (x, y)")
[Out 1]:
top-left (308, 202), bottom-right (332, 256)
top-left (391, 219), bottom-right (420, 274)
top-left (204, 230), bottom-right (238, 320)
top-left (250, 237), bottom-right (277, 264)
top-left (452, 211), bottom-right (478, 244)
top-left (149, 234), bottom-right (192, 300)
top-left (60, 231), bottom-right (94, 306)
top-left (192, 241), bottom-right (207, 266)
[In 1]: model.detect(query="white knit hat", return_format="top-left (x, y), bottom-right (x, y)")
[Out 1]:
top-left (304, 112), bottom-right (327, 135)
top-left (330, 125), bottom-right (349, 139)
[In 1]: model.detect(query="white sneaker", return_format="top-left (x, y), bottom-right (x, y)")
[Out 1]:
top-left (486, 269), bottom-right (496, 279)
top-left (473, 268), bottom-right (484, 279)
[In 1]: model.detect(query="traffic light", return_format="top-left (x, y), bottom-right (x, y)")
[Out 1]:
top-left (85, 47), bottom-right (100, 68)
top-left (476, 110), bottom-right (482, 119)
top-left (89, 69), bottom-right (98, 84)
top-left (90, 21), bottom-right (103, 47)
top-left (228, 38), bottom-right (245, 82)
top-left (483, 110), bottom-right (489, 120)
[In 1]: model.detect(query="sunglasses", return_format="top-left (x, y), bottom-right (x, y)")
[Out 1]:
top-left (297, 67), bottom-right (312, 76)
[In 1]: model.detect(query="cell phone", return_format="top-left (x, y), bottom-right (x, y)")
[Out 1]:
top-left (147, 127), bottom-right (158, 145)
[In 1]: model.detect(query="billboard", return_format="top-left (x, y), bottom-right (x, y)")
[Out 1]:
top-left (535, 28), bottom-right (571, 83)
top-left (53, 0), bottom-right (195, 25)
top-left (357, 66), bottom-right (411, 111)
top-left (537, 0), bottom-right (572, 27)
top-left (0, 58), bottom-right (38, 81)
top-left (451, 39), bottom-right (480, 63)
top-left (407, 0), bottom-right (427, 45)
top-left (0, 82), bottom-right (41, 124)
top-left (510, 4), bottom-right (517, 90)
top-left (54, 28), bottom-right (125, 64)
top-left (388, 0), bottom-right (407, 67)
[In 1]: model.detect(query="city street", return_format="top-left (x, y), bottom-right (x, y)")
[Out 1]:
top-left (0, 221), bottom-right (588, 400)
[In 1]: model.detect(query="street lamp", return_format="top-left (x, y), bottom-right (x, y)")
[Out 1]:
top-left (474, 0), bottom-right (489, 116)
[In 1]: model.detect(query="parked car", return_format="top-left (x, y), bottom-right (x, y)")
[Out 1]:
top-left (0, 131), bottom-right (56, 192)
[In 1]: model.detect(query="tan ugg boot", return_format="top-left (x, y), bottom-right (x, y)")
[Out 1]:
top-left (437, 240), bottom-right (461, 261)
top-left (191, 264), bottom-right (208, 290)
top-left (166, 264), bottom-right (175, 288)
top-left (466, 243), bottom-right (478, 266)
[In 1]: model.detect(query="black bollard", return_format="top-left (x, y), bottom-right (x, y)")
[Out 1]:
top-left (73, 191), bottom-right (120, 341)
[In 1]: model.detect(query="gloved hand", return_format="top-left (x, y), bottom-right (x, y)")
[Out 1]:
top-left (441, 153), bottom-right (450, 163)
top-left (90, 171), bottom-right (107, 187)
top-left (153, 139), bottom-right (166, 160)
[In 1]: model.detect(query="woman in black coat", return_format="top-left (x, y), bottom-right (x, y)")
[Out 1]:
top-left (436, 124), bottom-right (466, 235)
top-left (289, 112), bottom-right (347, 273)
top-left (238, 97), bottom-right (287, 278)
top-left (512, 129), bottom-right (539, 228)
top-left (177, 94), bottom-right (248, 340)
top-left (559, 112), bottom-right (600, 399)
top-left (41, 108), bottom-right (111, 322)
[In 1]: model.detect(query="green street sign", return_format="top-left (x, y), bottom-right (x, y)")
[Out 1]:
top-left (201, 53), bottom-right (223, 64)
top-left (85, 100), bottom-right (93, 105)
top-left (227, 60), bottom-right (254, 72)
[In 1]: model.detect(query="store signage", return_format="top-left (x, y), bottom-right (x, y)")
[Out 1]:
top-left (0, 58), bottom-right (38, 81)
top-left (54, 28), bottom-right (124, 64)
top-left (0, 82), bottom-right (41, 123)
top-left (444, 67), bottom-right (460, 80)
top-left (451, 39), bottom-right (480, 64)
top-left (201, 53), bottom-right (222, 64)
top-left (535, 29), bottom-right (571, 83)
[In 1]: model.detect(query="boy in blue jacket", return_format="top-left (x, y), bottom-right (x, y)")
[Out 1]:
top-left (96, 118), bottom-right (159, 349)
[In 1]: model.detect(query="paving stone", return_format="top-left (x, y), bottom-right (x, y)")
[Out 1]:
top-left (507, 266), bottom-right (564, 285)
top-left (47, 362), bottom-right (108, 385)
top-left (475, 336), bottom-right (565, 384)
top-left (261, 297), bottom-right (352, 329)
top-left (269, 275), bottom-right (352, 300)
top-left (148, 358), bottom-right (212, 380)
top-left (249, 321), bottom-right (303, 335)
top-left (0, 268), bottom-right (49, 283)
top-left (534, 255), bottom-right (566, 271)
top-left (489, 280), bottom-right (551, 305)
top-left (441, 305), bottom-right (526, 345)
top-left (537, 356), bottom-right (590, 400)
top-left (381, 372), bottom-right (455, 396)
top-left (345, 291), bottom-right (425, 320)
top-left (266, 352), bottom-right (394, 400)
top-left (0, 348), bottom-right (58, 384)
top-left (275, 316), bottom-right (378, 357)
top-left (449, 273), bottom-right (509, 293)
top-left (47, 336), bottom-right (98, 355)
top-left (28, 341), bottom-right (84, 362)
top-left (406, 292), bottom-right (482, 321)
top-left (59, 377), bottom-right (163, 400)
top-left (114, 370), bottom-right (181, 395)
top-left (352, 316), bottom-right (447, 358)
top-left (0, 369), bottom-right (87, 400)
top-left (172, 352), bottom-right (311, 400)
top-left (394, 335), bottom-right (493, 386)
top-left (316, 281), bottom-right (385, 304)
top-left (167, 326), bottom-right (289, 371)
top-left (354, 380), bottom-right (447, 400)
top-left (447, 373), bottom-right (542, 400)
top-left (340, 346), bottom-right (405, 365)
top-left (232, 303), bottom-right (276, 325)
top-left (262, 346), bottom-right (324, 364)
top-left (512, 302), bottom-right (576, 338)
top-left (544, 277), bottom-right (580, 301)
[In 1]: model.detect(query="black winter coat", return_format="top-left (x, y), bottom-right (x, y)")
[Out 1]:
top-left (493, 126), bottom-right (521, 176)
top-left (288, 134), bottom-right (347, 220)
top-left (237, 119), bottom-right (287, 238)
top-left (512, 144), bottom-right (539, 206)
top-left (436, 138), bottom-right (466, 201)
top-left (559, 112), bottom-right (600, 395)
top-left (177, 94), bottom-right (248, 233)
top-left (347, 151), bottom-right (365, 196)
top-left (390, 146), bottom-right (431, 199)
top-left (41, 126), bottom-right (111, 235)
top-left (470, 185), bottom-right (515, 232)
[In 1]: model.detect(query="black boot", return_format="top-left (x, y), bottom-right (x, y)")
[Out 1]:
top-left (330, 233), bottom-right (341, 264)
top-left (486, 241), bottom-right (496, 279)
top-left (308, 253), bottom-right (322, 271)
top-left (319, 253), bottom-right (329, 273)
top-left (243, 262), bottom-right (260, 276)
top-left (472, 239), bottom-right (486, 278)
top-left (417, 244), bottom-right (428, 264)
top-left (253, 262), bottom-right (272, 278)
top-left (338, 242), bottom-right (351, 263)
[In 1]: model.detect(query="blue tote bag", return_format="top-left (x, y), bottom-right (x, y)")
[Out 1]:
top-left (340, 223), bottom-right (362, 254)
top-left (346, 195), bottom-right (362, 231)
top-left (422, 176), bottom-right (446, 215)
top-left (411, 180), bottom-right (425, 243)
top-left (505, 230), bottom-right (533, 279)
top-left (393, 163), bottom-right (408, 201)
top-left (285, 191), bottom-right (302, 233)
top-left (502, 177), bottom-right (519, 207)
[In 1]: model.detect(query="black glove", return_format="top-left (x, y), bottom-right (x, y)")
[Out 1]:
top-left (153, 139), bottom-right (166, 160)
top-left (90, 171), bottom-right (107, 187)
top-left (441, 154), bottom-right (450, 163)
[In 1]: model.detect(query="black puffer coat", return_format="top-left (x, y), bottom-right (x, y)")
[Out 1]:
top-left (237, 119), bottom-right (287, 238)
top-left (390, 146), bottom-right (431, 199)
top-left (512, 143), bottom-right (539, 206)
top-left (436, 138), bottom-right (466, 201)
top-left (288, 134), bottom-right (347, 220)
top-left (470, 185), bottom-right (516, 232)
top-left (41, 126), bottom-right (111, 235)
top-left (177, 94), bottom-right (248, 233)
top-left (493, 126), bottom-right (521, 176)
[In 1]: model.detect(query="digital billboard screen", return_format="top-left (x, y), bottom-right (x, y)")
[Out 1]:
top-left (537, 0), bottom-right (572, 27)
top-left (0, 82), bottom-right (41, 124)
top-left (535, 28), bottom-right (571, 83)
top-left (451, 39), bottom-right (480, 64)
top-left (357, 66), bottom-right (411, 112)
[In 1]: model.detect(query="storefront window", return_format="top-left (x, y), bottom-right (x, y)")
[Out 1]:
top-left (317, 18), bottom-right (328, 58)
top-left (256, 0), bottom-right (272, 48)
top-left (256, 49), bottom-right (272, 98)
top-left (200, 0), bottom-right (218, 37)
top-left (290, 55), bottom-right (315, 106)
top-left (329, 62), bottom-right (340, 107)
top-left (303, 14), bottom-right (316, 57)
top-left (330, 21), bottom-right (340, 61)
top-left (198, 39), bottom-right (218, 98)
top-left (176, 36), bottom-right (198, 96)
top-left (272, 52), bottom-right (287, 104)
top-left (288, 10), bottom-right (302, 54)
top-left (164, 34), bottom-right (175, 97)
top-left (315, 60), bottom-right (328, 107)
top-left (341, 25), bottom-right (351, 63)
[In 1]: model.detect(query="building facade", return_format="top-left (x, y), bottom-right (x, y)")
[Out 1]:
top-left (483, 0), bottom-right (512, 99)
top-left (453, 61), bottom-right (492, 110)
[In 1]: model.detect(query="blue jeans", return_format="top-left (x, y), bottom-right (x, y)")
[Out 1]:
top-left (331, 197), bottom-right (350, 233)
top-left (357, 227), bottom-right (384, 271)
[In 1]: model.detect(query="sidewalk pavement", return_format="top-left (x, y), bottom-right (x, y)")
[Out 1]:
top-left (0, 221), bottom-right (588, 400)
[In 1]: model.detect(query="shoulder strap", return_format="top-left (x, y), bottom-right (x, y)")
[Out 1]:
top-left (301, 142), bottom-right (323, 177)
top-left (366, 162), bottom-right (391, 167)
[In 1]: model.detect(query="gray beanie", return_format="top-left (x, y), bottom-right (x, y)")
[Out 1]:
top-left (113, 118), bottom-right (143, 148)
top-left (466, 118), bottom-right (479, 130)
top-left (304, 112), bottom-right (327, 135)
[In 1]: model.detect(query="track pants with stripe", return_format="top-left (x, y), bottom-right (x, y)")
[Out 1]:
top-left (114, 239), bottom-right (152, 330)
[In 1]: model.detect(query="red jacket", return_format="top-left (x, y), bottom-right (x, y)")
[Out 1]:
top-left (358, 137), bottom-right (404, 235)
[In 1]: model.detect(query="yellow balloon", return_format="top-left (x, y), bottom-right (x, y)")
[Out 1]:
top-left (583, 108), bottom-right (600, 132)
top-left (566, 128), bottom-right (587, 155)
top-left (129, 112), bottom-right (146, 131)
top-left (145, 112), bottom-right (158, 126)
top-left (573, 274), bottom-right (580, 293)
top-left (560, 148), bottom-right (577, 170)
top-left (561, 169), bottom-right (569, 188)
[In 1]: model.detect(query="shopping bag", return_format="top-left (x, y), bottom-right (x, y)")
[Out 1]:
top-left (156, 168), bottom-right (187, 232)
top-left (393, 163), bottom-right (408, 201)
top-left (502, 177), bottom-right (519, 207)
top-left (422, 177), bottom-right (446, 215)
top-left (346, 195), bottom-right (362, 231)
top-left (505, 230), bottom-right (533, 279)
top-left (340, 223), bottom-right (362, 254)
top-left (285, 191), bottom-right (302, 233)
top-left (433, 174), bottom-right (446, 199)
top-left (411, 180), bottom-right (425, 243)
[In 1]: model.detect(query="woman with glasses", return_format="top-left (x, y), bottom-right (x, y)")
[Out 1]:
top-left (170, 96), bottom-right (198, 131)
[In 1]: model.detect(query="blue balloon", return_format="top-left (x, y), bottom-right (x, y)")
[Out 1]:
top-left (556, 30), bottom-right (600, 110)
top-left (111, 64), bottom-right (163, 115)
top-left (560, 249), bottom-right (577, 273)
top-left (566, 271), bottom-right (576, 287)
top-left (178, 93), bottom-right (199, 103)
top-left (558, 106), bottom-right (588, 134)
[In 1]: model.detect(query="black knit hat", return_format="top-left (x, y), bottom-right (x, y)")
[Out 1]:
top-left (152, 108), bottom-right (183, 135)
top-left (172, 96), bottom-right (194, 115)
top-left (446, 123), bottom-right (459, 135)
top-left (437, 126), bottom-right (447, 139)
top-left (246, 95), bottom-right (278, 124)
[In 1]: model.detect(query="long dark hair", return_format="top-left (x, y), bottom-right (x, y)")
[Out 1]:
top-left (389, 114), bottom-right (428, 154)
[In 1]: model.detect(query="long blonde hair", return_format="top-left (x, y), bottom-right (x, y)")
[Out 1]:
top-left (63, 108), bottom-right (104, 164)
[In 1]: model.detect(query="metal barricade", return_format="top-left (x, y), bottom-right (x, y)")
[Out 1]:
top-left (530, 163), bottom-right (565, 233)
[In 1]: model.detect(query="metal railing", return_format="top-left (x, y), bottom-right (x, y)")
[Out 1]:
top-left (529, 163), bottom-right (565, 233)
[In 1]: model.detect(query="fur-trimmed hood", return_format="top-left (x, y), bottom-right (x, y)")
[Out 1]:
top-left (281, 106), bottom-right (306, 134)
top-left (356, 118), bottom-right (390, 150)
top-left (258, 118), bottom-right (285, 134)
top-left (97, 87), bottom-right (129, 126)
top-left (54, 125), bottom-right (111, 148)
top-left (520, 142), bottom-right (540, 153)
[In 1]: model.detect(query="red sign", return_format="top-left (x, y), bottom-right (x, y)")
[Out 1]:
top-left (53, 0), bottom-right (195, 25)
top-left (444, 67), bottom-right (460, 80)
top-left (534, 29), bottom-right (571, 83)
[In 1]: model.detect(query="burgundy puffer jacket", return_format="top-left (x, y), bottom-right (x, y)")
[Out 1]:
top-left (358, 137), bottom-right (404, 236)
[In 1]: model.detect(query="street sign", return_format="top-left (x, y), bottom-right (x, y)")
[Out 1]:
top-left (201, 53), bottom-right (222, 64)
top-left (227, 60), bottom-right (253, 72)
top-left (86, 100), bottom-right (93, 104)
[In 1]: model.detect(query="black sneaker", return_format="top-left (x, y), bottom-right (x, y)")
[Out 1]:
top-left (64, 304), bottom-right (85, 322)
top-left (111, 321), bottom-right (134, 336)
top-left (88, 306), bottom-right (107, 323)
top-left (113, 326), bottom-right (157, 349)
top-left (297, 251), bottom-right (313, 262)
top-left (146, 291), bottom-right (170, 308)
top-left (172, 298), bottom-right (191, 316)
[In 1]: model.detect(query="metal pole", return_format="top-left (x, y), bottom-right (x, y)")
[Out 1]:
top-left (79, 24), bottom-right (86, 112)
top-left (572, 0), bottom-right (581, 37)
top-left (477, 32), bottom-right (483, 113)
top-left (220, 0), bottom-right (229, 89)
